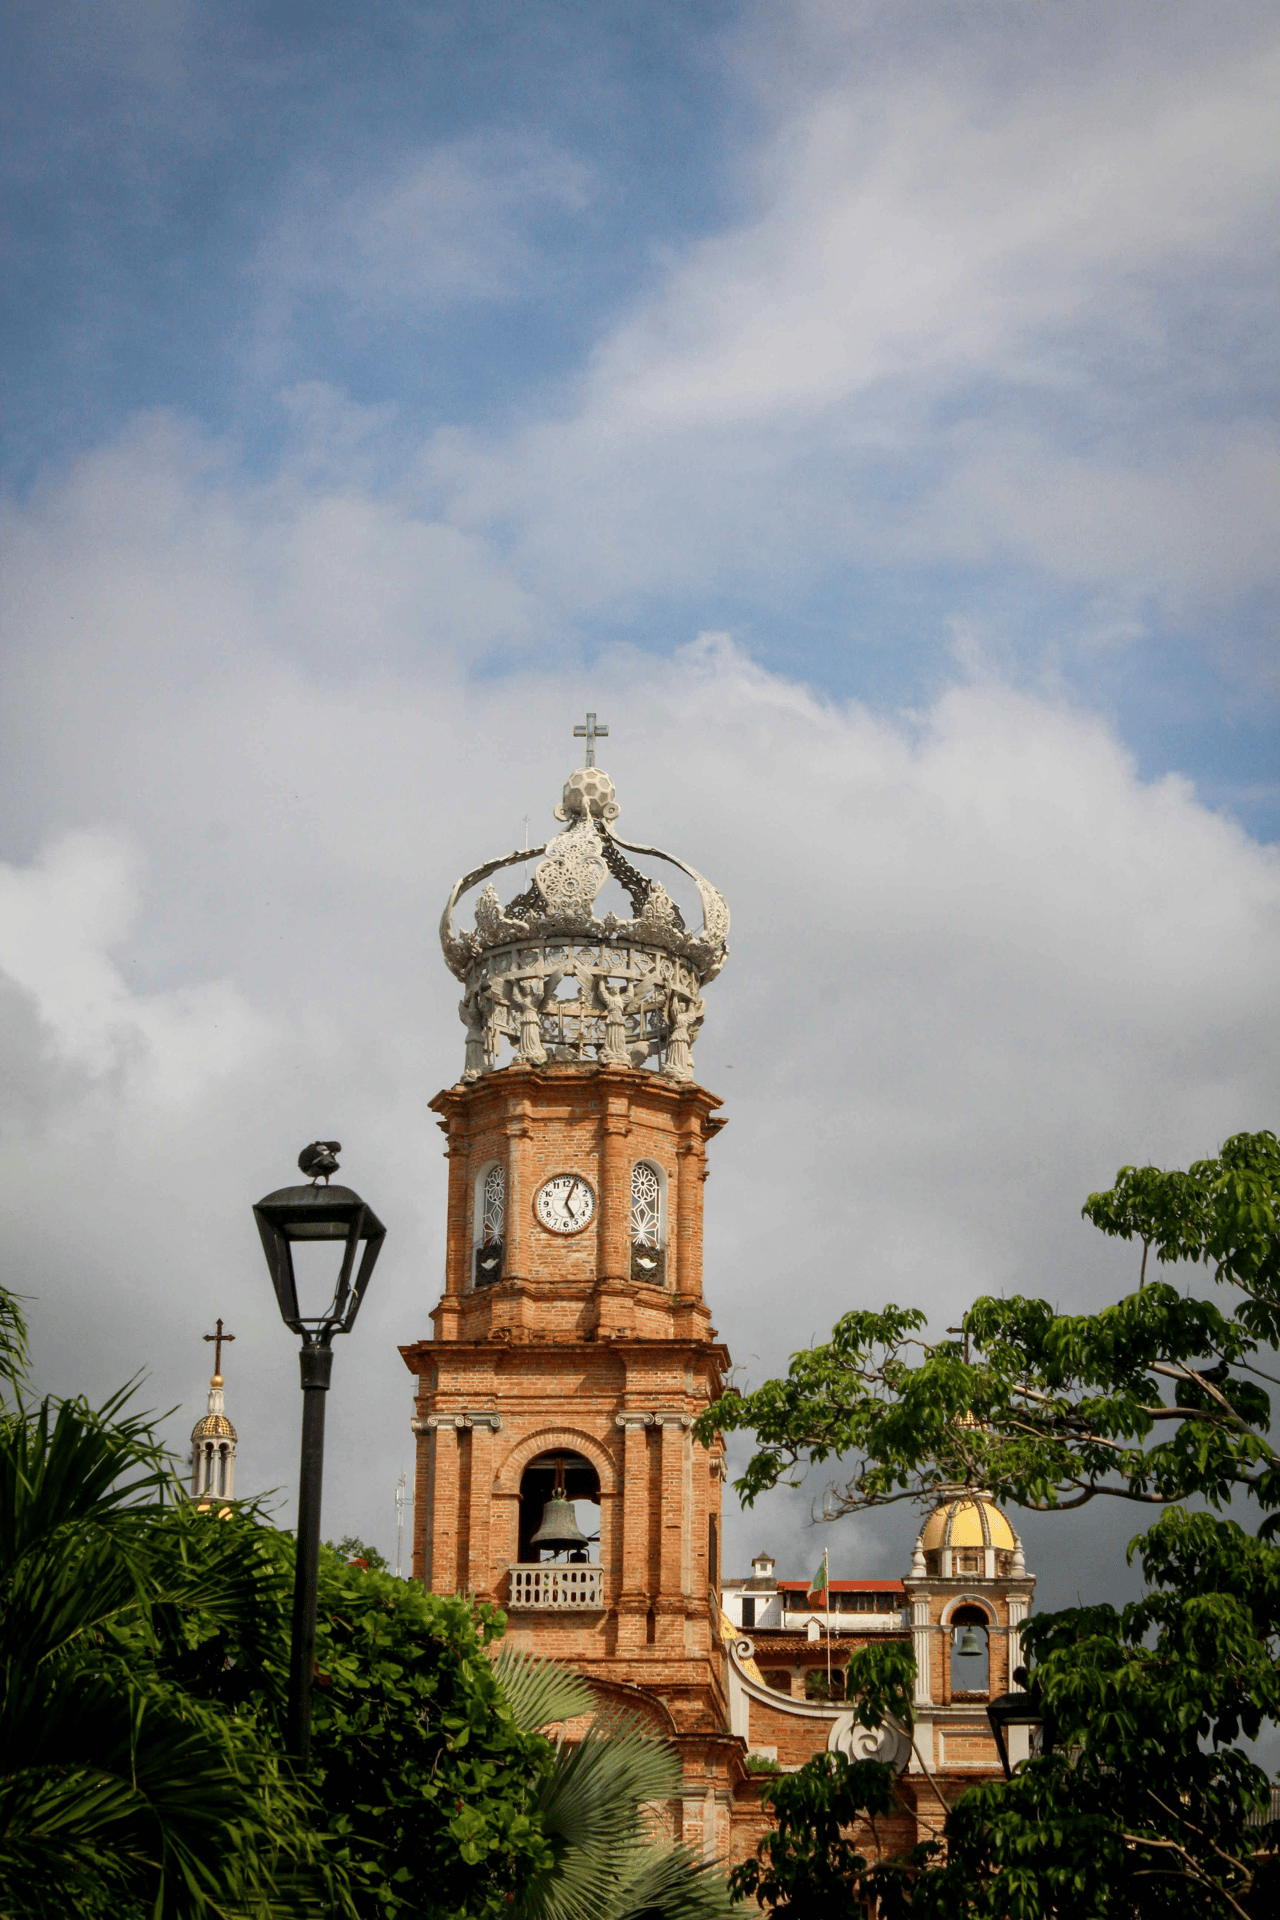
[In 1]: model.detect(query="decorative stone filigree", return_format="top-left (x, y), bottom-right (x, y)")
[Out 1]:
top-left (827, 1713), bottom-right (911, 1773)
top-left (440, 763), bottom-right (729, 1082)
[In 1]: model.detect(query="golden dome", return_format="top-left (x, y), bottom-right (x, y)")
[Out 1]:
top-left (920, 1491), bottom-right (1016, 1553)
top-left (191, 1413), bottom-right (237, 1441)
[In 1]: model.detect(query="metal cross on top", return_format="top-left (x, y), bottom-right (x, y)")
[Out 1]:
top-left (203, 1317), bottom-right (236, 1376)
top-left (573, 711), bottom-right (609, 767)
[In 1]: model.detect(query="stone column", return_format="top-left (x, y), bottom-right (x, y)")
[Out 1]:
top-left (443, 1123), bottom-right (470, 1297)
top-left (1007, 1594), bottom-right (1029, 1684)
top-left (427, 1416), bottom-right (462, 1592)
top-left (615, 1412), bottom-right (653, 1649)
top-left (911, 1597), bottom-right (933, 1705)
top-left (465, 1414), bottom-right (501, 1600)
top-left (504, 1089), bottom-right (533, 1284)
top-left (657, 1414), bottom-right (689, 1645)
top-left (598, 1077), bottom-right (631, 1287)
top-left (673, 1119), bottom-right (705, 1301)
top-left (412, 1423), bottom-right (434, 1585)
top-left (680, 1421), bottom-right (694, 1596)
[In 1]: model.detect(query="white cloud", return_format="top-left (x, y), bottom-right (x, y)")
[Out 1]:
top-left (250, 133), bottom-right (592, 363)
top-left (1, 428), bottom-right (1278, 1606)
top-left (415, 6), bottom-right (1280, 616)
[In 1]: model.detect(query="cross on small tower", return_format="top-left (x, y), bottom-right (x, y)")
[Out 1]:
top-left (573, 711), bottom-right (609, 767)
top-left (203, 1317), bottom-right (236, 1377)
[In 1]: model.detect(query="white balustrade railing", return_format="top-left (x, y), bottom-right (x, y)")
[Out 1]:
top-left (508, 1563), bottom-right (603, 1610)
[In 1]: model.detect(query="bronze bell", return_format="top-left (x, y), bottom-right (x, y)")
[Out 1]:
top-left (529, 1467), bottom-right (591, 1555)
top-left (953, 1624), bottom-right (986, 1659)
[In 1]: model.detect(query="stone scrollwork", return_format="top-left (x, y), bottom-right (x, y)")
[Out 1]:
top-left (827, 1712), bottom-right (912, 1774)
top-left (441, 765), bottom-right (729, 1083)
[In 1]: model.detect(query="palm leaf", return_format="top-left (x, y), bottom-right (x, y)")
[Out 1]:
top-left (518, 1722), bottom-right (685, 1920)
top-left (609, 1844), bottom-right (734, 1920)
top-left (0, 1351), bottom-right (330, 1920)
top-left (494, 1646), bottom-right (596, 1731)
top-left (0, 1291), bottom-right (29, 1403)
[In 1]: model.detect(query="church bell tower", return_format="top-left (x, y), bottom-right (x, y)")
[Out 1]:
top-left (400, 740), bottom-right (736, 1767)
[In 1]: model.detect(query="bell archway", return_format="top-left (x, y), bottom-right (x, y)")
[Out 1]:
top-left (519, 1449), bottom-right (601, 1563)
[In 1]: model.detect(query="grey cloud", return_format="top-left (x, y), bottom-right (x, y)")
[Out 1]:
top-left (1, 436), bottom-right (1277, 1620)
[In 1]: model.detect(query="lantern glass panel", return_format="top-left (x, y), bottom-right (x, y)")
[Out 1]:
top-left (289, 1239), bottom-right (354, 1323)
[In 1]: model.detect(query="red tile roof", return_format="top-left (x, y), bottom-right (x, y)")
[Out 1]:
top-left (775, 1579), bottom-right (906, 1593)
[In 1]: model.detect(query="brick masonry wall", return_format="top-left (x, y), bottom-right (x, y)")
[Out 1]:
top-left (399, 1058), bottom-right (1017, 1870)
top-left (401, 1064), bottom-right (732, 1742)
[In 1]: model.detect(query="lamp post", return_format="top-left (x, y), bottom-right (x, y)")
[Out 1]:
top-left (986, 1667), bottom-right (1049, 1779)
top-left (254, 1145), bottom-right (386, 1764)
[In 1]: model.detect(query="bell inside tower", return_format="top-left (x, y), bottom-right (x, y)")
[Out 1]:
top-left (518, 1450), bottom-right (600, 1563)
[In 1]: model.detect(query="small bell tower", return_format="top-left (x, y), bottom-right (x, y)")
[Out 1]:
top-left (191, 1318), bottom-right (238, 1501)
top-left (401, 736), bottom-right (737, 1824)
top-left (904, 1490), bottom-right (1036, 1783)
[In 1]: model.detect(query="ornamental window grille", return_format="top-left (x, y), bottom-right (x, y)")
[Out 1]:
top-left (481, 1163), bottom-right (505, 1245)
top-left (630, 1162), bottom-right (662, 1246)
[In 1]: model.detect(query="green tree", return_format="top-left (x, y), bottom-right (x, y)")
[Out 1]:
top-left (0, 1292), bottom-right (330, 1920)
top-left (699, 1130), bottom-right (1280, 1917)
top-left (300, 1552), bottom-right (555, 1919)
top-left (324, 1535), bottom-right (389, 1573)
top-left (0, 1278), bottom-right (731, 1920)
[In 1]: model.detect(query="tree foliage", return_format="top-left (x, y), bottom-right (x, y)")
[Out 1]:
top-left (0, 1313), bottom-right (329, 1919)
top-left (304, 1554), bottom-right (554, 1920)
top-left (324, 1535), bottom-right (390, 1573)
top-left (699, 1132), bottom-right (1280, 1917)
top-left (0, 1284), bottom-right (731, 1920)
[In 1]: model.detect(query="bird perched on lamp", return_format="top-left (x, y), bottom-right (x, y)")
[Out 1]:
top-left (298, 1141), bottom-right (342, 1184)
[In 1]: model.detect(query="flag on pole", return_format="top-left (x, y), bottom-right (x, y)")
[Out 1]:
top-left (809, 1547), bottom-right (828, 1602)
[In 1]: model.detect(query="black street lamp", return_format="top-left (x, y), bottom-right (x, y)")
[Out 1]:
top-left (254, 1144), bottom-right (386, 1763)
top-left (986, 1667), bottom-right (1050, 1779)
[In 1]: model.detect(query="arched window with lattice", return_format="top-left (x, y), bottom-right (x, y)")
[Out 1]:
top-left (474, 1159), bottom-right (505, 1287)
top-left (630, 1159), bottom-right (667, 1285)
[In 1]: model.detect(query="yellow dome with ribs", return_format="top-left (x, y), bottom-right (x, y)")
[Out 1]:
top-left (920, 1491), bottom-right (1016, 1552)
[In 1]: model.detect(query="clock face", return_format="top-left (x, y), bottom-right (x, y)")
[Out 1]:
top-left (535, 1173), bottom-right (597, 1235)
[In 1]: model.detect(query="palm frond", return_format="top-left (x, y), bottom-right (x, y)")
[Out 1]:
top-left (495, 1646), bottom-right (596, 1731)
top-left (519, 1722), bottom-right (686, 1920)
top-left (0, 1391), bottom-right (173, 1571)
top-left (0, 1663), bottom-right (328, 1919)
top-left (609, 1844), bottom-right (735, 1920)
top-left (0, 1290), bottom-right (29, 1404)
top-left (0, 1384), bottom-right (328, 1919)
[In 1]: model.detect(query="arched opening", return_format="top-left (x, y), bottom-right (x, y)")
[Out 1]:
top-left (804, 1667), bottom-right (847, 1703)
top-left (630, 1160), bottom-right (667, 1284)
top-left (762, 1670), bottom-right (792, 1696)
top-left (517, 1450), bottom-right (601, 1563)
top-left (949, 1604), bottom-right (991, 1695)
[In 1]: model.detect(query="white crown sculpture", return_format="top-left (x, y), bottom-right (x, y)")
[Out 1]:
top-left (440, 765), bottom-right (729, 1083)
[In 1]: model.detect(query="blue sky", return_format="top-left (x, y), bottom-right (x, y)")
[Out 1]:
top-left (8, 0), bottom-right (1278, 831)
top-left (2, 0), bottom-right (1280, 1600)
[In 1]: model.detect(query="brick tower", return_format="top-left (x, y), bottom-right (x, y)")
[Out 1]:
top-left (400, 742), bottom-right (740, 1843)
